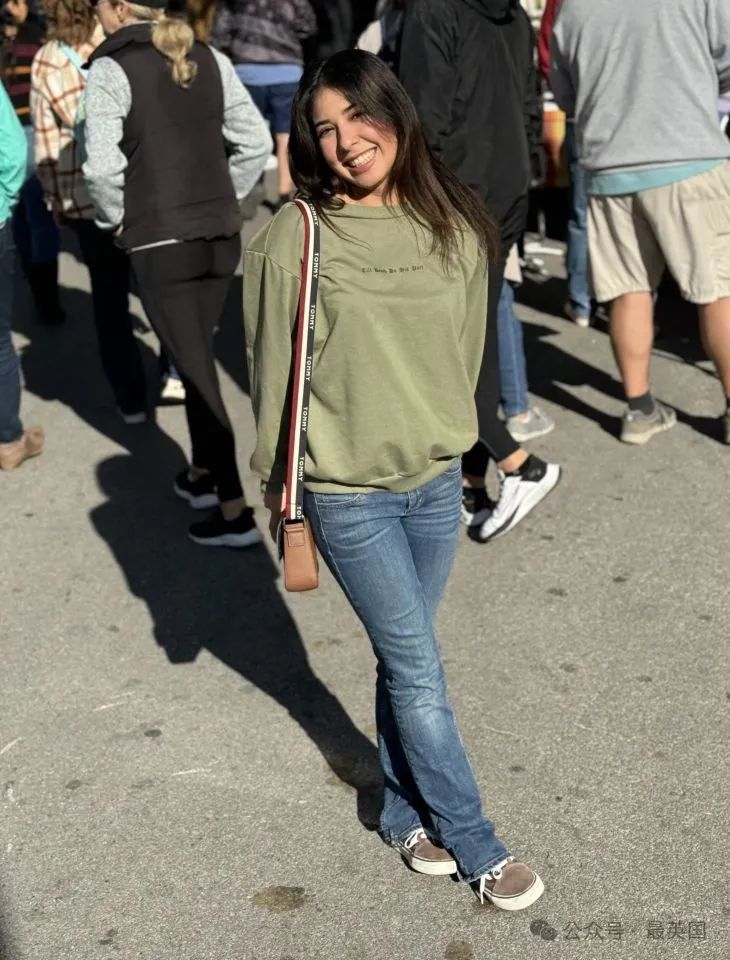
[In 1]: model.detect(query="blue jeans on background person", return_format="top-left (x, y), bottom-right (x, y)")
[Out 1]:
top-left (566, 122), bottom-right (591, 318)
top-left (497, 279), bottom-right (529, 418)
top-left (0, 222), bottom-right (23, 444)
top-left (304, 460), bottom-right (510, 882)
top-left (12, 127), bottom-right (60, 266)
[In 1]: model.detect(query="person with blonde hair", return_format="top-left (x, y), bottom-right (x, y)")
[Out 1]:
top-left (31, 0), bottom-right (148, 420)
top-left (83, 0), bottom-right (273, 545)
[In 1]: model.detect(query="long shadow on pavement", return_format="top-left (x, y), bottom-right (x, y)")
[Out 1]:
top-left (90, 451), bottom-right (382, 830)
top-left (15, 276), bottom-right (382, 831)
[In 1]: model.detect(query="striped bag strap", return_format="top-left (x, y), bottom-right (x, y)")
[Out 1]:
top-left (284, 198), bottom-right (320, 522)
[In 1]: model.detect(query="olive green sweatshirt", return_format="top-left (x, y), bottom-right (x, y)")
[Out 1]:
top-left (243, 202), bottom-right (488, 494)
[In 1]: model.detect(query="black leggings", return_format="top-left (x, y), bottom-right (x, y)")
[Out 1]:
top-left (131, 236), bottom-right (243, 502)
top-left (462, 195), bottom-right (528, 478)
top-left (71, 220), bottom-right (147, 415)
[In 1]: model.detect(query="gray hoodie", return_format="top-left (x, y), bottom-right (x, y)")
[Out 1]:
top-left (551, 0), bottom-right (730, 174)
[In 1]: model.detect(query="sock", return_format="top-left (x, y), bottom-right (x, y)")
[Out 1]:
top-left (506, 454), bottom-right (545, 480)
top-left (628, 391), bottom-right (655, 416)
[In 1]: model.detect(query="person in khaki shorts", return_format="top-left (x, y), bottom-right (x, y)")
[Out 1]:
top-left (551, 0), bottom-right (730, 445)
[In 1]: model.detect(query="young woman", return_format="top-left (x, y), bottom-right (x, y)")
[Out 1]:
top-left (30, 0), bottom-right (148, 420)
top-left (243, 50), bottom-right (545, 910)
top-left (83, 0), bottom-right (272, 545)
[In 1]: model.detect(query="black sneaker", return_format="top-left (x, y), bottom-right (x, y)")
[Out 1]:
top-left (461, 487), bottom-right (495, 527)
top-left (188, 507), bottom-right (262, 548)
top-left (174, 470), bottom-right (219, 510)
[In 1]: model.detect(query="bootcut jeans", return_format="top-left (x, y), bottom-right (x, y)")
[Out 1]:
top-left (304, 459), bottom-right (510, 882)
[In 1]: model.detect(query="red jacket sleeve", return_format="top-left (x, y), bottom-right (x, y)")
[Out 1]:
top-left (538, 0), bottom-right (561, 84)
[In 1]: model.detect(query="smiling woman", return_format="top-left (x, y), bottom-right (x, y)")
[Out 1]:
top-left (242, 49), bottom-right (545, 912)
top-left (289, 50), bottom-right (496, 262)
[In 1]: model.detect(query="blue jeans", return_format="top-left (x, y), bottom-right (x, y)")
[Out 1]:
top-left (12, 127), bottom-right (60, 266)
top-left (566, 122), bottom-right (590, 317)
top-left (304, 461), bottom-right (509, 882)
top-left (0, 222), bottom-right (23, 443)
top-left (497, 279), bottom-right (529, 418)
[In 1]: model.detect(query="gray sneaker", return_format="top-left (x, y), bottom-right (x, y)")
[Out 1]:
top-left (621, 401), bottom-right (677, 445)
top-left (506, 406), bottom-right (555, 443)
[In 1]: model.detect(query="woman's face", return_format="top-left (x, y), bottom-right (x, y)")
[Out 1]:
top-left (94, 0), bottom-right (125, 36)
top-left (312, 87), bottom-right (398, 204)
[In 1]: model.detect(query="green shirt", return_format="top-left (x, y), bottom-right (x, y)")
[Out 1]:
top-left (243, 202), bottom-right (488, 494)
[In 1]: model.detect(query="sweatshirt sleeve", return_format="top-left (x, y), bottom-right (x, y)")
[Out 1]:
top-left (0, 83), bottom-right (27, 218)
top-left (210, 48), bottom-right (274, 199)
top-left (707, 0), bottom-right (730, 94)
top-left (243, 207), bottom-right (304, 492)
top-left (82, 57), bottom-right (131, 230)
top-left (398, 0), bottom-right (459, 158)
top-left (550, 17), bottom-right (576, 117)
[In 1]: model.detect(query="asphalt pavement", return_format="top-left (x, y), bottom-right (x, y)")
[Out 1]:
top-left (1, 209), bottom-right (728, 960)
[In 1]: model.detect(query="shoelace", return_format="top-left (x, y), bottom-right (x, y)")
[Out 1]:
top-left (403, 827), bottom-right (428, 850)
top-left (477, 856), bottom-right (514, 904)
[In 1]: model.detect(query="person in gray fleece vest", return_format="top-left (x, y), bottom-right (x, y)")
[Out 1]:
top-left (83, 0), bottom-right (273, 549)
top-left (551, 0), bottom-right (730, 447)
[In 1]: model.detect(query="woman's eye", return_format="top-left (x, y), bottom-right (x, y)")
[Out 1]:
top-left (317, 127), bottom-right (334, 139)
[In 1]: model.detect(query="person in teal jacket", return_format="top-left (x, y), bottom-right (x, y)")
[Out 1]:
top-left (0, 81), bottom-right (44, 471)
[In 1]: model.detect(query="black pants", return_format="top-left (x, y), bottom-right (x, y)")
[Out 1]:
top-left (131, 236), bottom-right (243, 502)
top-left (462, 195), bottom-right (528, 478)
top-left (71, 220), bottom-right (147, 414)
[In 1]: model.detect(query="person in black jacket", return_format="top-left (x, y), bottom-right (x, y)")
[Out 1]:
top-left (83, 0), bottom-right (272, 547)
top-left (400, 0), bottom-right (560, 545)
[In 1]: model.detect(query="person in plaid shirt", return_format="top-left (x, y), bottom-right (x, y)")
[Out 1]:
top-left (30, 0), bottom-right (147, 421)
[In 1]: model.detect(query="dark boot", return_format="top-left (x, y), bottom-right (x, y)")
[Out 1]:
top-left (26, 260), bottom-right (65, 326)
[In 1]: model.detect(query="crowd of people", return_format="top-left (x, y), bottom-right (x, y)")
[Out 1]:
top-left (2, 0), bottom-right (729, 912)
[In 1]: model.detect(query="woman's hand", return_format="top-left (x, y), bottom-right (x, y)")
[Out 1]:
top-left (263, 488), bottom-right (286, 543)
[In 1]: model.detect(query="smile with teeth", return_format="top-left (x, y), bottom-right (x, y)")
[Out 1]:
top-left (347, 148), bottom-right (376, 169)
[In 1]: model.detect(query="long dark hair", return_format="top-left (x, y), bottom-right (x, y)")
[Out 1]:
top-left (289, 49), bottom-right (498, 263)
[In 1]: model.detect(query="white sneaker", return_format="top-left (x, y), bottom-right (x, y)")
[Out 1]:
top-left (160, 377), bottom-right (186, 403)
top-left (564, 301), bottom-right (590, 328)
top-left (506, 406), bottom-right (555, 443)
top-left (470, 457), bottom-right (561, 543)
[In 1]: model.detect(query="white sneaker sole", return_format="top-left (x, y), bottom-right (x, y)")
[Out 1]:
top-left (399, 850), bottom-right (458, 876)
top-left (482, 873), bottom-right (545, 911)
top-left (173, 483), bottom-right (219, 510)
top-left (188, 528), bottom-right (262, 548)
top-left (621, 409), bottom-right (677, 445)
top-left (477, 465), bottom-right (561, 543)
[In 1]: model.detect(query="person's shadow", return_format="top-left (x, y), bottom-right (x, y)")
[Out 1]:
top-left (89, 443), bottom-right (382, 830)
top-left (15, 255), bottom-right (382, 831)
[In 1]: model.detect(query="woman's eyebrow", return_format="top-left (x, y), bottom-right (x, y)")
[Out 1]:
top-left (313, 104), bottom-right (356, 128)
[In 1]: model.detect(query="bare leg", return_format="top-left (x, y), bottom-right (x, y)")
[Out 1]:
top-left (698, 297), bottom-right (730, 396)
top-left (220, 496), bottom-right (246, 521)
top-left (275, 133), bottom-right (293, 198)
top-left (609, 292), bottom-right (654, 399)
